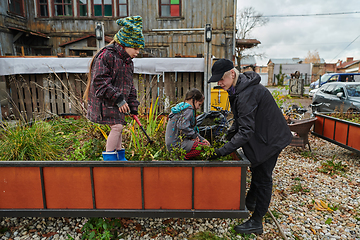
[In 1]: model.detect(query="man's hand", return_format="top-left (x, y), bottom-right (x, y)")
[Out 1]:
top-left (208, 149), bottom-right (221, 160)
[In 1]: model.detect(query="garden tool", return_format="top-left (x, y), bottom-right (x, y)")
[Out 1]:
top-left (132, 115), bottom-right (154, 145)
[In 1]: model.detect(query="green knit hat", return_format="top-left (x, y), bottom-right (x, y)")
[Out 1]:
top-left (114, 16), bottom-right (145, 49)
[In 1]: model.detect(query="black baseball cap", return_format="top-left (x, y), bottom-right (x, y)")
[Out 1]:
top-left (208, 59), bottom-right (234, 83)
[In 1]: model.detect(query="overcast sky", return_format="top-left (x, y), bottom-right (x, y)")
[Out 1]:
top-left (237, 0), bottom-right (360, 66)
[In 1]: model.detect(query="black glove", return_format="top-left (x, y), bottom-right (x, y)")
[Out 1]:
top-left (116, 94), bottom-right (126, 108)
top-left (208, 149), bottom-right (221, 160)
top-left (130, 110), bottom-right (138, 115)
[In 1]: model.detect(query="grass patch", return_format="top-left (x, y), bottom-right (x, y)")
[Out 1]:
top-left (318, 155), bottom-right (348, 176)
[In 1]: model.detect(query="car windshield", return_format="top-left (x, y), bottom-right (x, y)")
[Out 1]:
top-left (346, 84), bottom-right (360, 97)
top-left (320, 75), bottom-right (332, 83)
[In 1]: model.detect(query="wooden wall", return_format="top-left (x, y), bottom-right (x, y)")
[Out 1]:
top-left (5, 72), bottom-right (204, 121)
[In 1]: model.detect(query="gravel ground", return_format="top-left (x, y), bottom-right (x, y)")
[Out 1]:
top-left (1, 131), bottom-right (360, 240)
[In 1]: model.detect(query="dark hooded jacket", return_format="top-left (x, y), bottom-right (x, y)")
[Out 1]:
top-left (217, 71), bottom-right (292, 167)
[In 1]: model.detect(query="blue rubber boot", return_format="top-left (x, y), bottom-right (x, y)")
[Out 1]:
top-left (102, 151), bottom-right (118, 161)
top-left (116, 148), bottom-right (128, 161)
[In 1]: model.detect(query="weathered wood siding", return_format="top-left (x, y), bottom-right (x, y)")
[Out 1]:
top-left (1, 0), bottom-right (235, 58)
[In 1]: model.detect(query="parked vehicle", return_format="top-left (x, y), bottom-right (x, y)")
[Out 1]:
top-left (309, 73), bottom-right (360, 90)
top-left (309, 88), bottom-right (319, 97)
top-left (311, 82), bottom-right (360, 113)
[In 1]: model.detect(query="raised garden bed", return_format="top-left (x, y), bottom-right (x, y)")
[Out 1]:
top-left (0, 151), bottom-right (250, 219)
top-left (312, 112), bottom-right (360, 154)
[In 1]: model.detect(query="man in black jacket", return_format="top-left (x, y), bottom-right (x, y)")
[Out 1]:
top-left (208, 59), bottom-right (292, 234)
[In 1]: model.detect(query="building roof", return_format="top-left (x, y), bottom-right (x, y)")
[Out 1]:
top-left (59, 34), bottom-right (113, 47)
top-left (0, 58), bottom-right (205, 76)
top-left (236, 39), bottom-right (261, 49)
top-left (337, 60), bottom-right (360, 69)
top-left (268, 57), bottom-right (325, 65)
top-left (8, 26), bottom-right (49, 39)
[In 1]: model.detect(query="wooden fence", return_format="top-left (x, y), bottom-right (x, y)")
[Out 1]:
top-left (4, 72), bottom-right (204, 121)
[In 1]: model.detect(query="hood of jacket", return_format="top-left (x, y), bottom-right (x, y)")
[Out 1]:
top-left (233, 71), bottom-right (261, 95)
top-left (105, 42), bottom-right (133, 65)
top-left (169, 102), bottom-right (192, 117)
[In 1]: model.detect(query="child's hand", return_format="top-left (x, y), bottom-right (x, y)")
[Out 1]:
top-left (202, 139), bottom-right (210, 146)
top-left (118, 103), bottom-right (130, 113)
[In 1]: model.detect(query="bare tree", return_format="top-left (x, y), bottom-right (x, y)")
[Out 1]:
top-left (304, 50), bottom-right (321, 63)
top-left (236, 7), bottom-right (269, 68)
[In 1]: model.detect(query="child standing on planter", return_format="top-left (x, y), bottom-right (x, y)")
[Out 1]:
top-left (84, 16), bottom-right (144, 161)
top-left (165, 88), bottom-right (210, 160)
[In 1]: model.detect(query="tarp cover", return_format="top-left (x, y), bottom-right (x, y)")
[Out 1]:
top-left (0, 58), bottom-right (204, 76)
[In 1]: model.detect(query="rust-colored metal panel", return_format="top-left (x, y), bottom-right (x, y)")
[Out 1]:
top-left (334, 121), bottom-right (348, 145)
top-left (194, 167), bottom-right (241, 210)
top-left (143, 167), bottom-right (192, 209)
top-left (323, 118), bottom-right (335, 139)
top-left (43, 167), bottom-right (93, 209)
top-left (93, 167), bottom-right (142, 209)
top-left (348, 125), bottom-right (360, 150)
top-left (314, 116), bottom-right (324, 134)
top-left (0, 167), bottom-right (43, 209)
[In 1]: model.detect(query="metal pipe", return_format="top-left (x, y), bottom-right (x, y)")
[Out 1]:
top-left (152, 28), bottom-right (205, 32)
top-left (233, 0), bottom-right (237, 58)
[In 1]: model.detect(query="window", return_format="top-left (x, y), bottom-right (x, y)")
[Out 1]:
top-left (93, 0), bottom-right (113, 17)
top-left (332, 85), bottom-right (345, 96)
top-left (327, 75), bottom-right (338, 83)
top-left (159, 0), bottom-right (181, 17)
top-left (324, 85), bottom-right (336, 95)
top-left (79, 0), bottom-right (88, 16)
top-left (38, 0), bottom-right (49, 17)
top-left (8, 0), bottom-right (24, 16)
top-left (118, 0), bottom-right (128, 17)
top-left (54, 0), bottom-right (73, 16)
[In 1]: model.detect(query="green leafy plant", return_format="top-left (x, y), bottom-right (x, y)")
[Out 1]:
top-left (325, 218), bottom-right (332, 224)
top-left (300, 150), bottom-right (318, 161)
top-left (291, 182), bottom-right (310, 193)
top-left (275, 64), bottom-right (286, 86)
top-left (271, 86), bottom-right (291, 108)
top-left (189, 231), bottom-right (223, 240)
top-left (264, 209), bottom-right (281, 220)
top-left (318, 155), bottom-right (348, 176)
top-left (81, 217), bottom-right (122, 240)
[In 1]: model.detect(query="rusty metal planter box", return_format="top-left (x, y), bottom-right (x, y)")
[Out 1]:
top-left (0, 152), bottom-right (250, 219)
top-left (312, 112), bottom-right (360, 154)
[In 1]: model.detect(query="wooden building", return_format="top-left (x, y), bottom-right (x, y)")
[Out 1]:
top-left (0, 0), bottom-right (237, 59)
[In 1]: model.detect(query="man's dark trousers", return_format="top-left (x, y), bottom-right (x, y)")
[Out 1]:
top-left (245, 150), bottom-right (281, 220)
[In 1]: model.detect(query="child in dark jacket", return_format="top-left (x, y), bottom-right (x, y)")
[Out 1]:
top-left (84, 16), bottom-right (144, 161)
top-left (165, 88), bottom-right (210, 160)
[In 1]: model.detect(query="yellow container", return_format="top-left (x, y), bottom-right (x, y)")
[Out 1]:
top-left (210, 88), bottom-right (230, 111)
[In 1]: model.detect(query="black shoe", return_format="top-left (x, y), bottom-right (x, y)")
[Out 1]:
top-left (245, 202), bottom-right (256, 212)
top-left (234, 218), bottom-right (263, 234)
